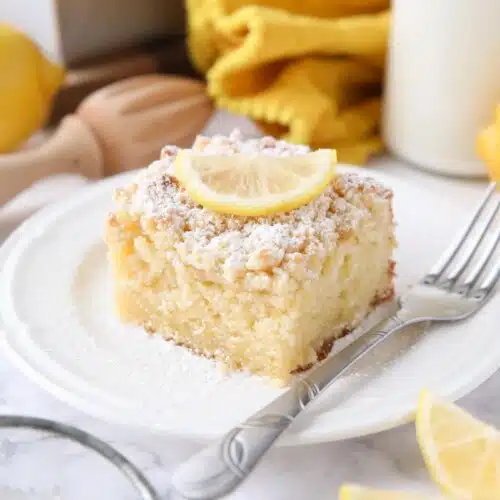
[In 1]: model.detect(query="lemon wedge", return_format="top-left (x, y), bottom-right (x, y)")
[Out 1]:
top-left (339, 484), bottom-right (437, 500)
top-left (174, 149), bottom-right (336, 216)
top-left (416, 389), bottom-right (500, 499)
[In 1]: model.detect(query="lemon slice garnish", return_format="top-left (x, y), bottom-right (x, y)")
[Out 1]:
top-left (339, 484), bottom-right (437, 500)
top-left (416, 389), bottom-right (500, 499)
top-left (174, 149), bottom-right (336, 216)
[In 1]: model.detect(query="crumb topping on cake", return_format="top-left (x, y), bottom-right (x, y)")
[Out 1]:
top-left (112, 130), bottom-right (392, 282)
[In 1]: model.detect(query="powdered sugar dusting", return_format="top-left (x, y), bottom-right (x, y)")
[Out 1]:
top-left (113, 130), bottom-right (391, 281)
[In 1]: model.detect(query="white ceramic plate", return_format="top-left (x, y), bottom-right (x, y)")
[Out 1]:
top-left (1, 166), bottom-right (498, 446)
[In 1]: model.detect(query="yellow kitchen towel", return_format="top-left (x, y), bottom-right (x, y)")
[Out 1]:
top-left (186, 0), bottom-right (390, 164)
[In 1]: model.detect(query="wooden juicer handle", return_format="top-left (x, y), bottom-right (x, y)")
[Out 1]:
top-left (0, 74), bottom-right (214, 207)
top-left (0, 116), bottom-right (104, 206)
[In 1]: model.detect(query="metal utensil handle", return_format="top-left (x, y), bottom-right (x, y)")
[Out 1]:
top-left (170, 313), bottom-right (411, 500)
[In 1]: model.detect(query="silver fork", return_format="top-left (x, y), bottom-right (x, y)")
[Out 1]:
top-left (169, 182), bottom-right (500, 500)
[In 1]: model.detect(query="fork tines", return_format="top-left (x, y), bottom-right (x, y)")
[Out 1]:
top-left (424, 182), bottom-right (500, 300)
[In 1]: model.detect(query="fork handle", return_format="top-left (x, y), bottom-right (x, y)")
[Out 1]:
top-left (170, 313), bottom-right (411, 500)
top-left (0, 116), bottom-right (104, 206)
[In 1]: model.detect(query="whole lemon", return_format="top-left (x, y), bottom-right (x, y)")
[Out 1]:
top-left (0, 24), bottom-right (65, 153)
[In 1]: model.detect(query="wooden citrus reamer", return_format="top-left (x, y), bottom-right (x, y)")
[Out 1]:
top-left (0, 74), bottom-right (213, 205)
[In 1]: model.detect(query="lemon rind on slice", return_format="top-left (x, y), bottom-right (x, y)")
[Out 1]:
top-left (174, 149), bottom-right (337, 217)
top-left (339, 483), bottom-right (437, 499)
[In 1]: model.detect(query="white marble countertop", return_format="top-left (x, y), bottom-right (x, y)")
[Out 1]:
top-left (0, 114), bottom-right (498, 500)
top-left (2, 351), bottom-right (500, 500)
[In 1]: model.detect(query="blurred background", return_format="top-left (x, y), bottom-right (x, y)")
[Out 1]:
top-left (1, 0), bottom-right (500, 208)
